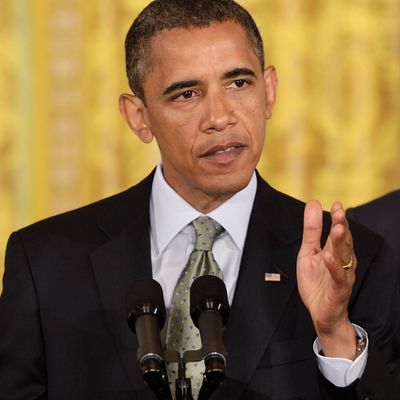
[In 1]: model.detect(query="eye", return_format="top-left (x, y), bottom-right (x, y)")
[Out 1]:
top-left (173, 90), bottom-right (197, 101)
top-left (227, 79), bottom-right (251, 89)
top-left (234, 79), bottom-right (246, 88)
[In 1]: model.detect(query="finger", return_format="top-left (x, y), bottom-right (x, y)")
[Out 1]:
top-left (329, 202), bottom-right (356, 269)
top-left (300, 200), bottom-right (323, 255)
top-left (331, 202), bottom-right (348, 233)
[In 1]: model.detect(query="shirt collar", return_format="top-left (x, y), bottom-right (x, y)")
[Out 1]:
top-left (150, 163), bottom-right (257, 255)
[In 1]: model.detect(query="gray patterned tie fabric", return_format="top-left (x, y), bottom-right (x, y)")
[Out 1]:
top-left (166, 216), bottom-right (224, 399)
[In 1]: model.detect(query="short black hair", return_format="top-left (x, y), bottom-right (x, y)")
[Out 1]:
top-left (125, 0), bottom-right (265, 100)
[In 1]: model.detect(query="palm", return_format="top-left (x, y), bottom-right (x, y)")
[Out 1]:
top-left (297, 201), bottom-right (356, 333)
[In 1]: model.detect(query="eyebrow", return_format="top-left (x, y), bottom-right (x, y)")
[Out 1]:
top-left (222, 67), bottom-right (257, 80)
top-left (163, 80), bottom-right (200, 96)
top-left (162, 67), bottom-right (257, 96)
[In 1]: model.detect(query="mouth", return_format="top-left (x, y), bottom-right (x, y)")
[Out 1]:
top-left (201, 142), bottom-right (246, 163)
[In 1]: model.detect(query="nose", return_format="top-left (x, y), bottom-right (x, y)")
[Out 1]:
top-left (200, 90), bottom-right (237, 133)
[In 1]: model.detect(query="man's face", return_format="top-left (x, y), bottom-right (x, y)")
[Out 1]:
top-left (135, 22), bottom-right (276, 211)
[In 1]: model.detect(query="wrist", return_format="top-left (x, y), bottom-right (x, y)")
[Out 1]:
top-left (317, 320), bottom-right (357, 360)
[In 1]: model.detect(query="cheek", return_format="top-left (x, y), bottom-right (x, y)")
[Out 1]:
top-left (236, 98), bottom-right (267, 140)
top-left (148, 107), bottom-right (189, 137)
top-left (234, 86), bottom-right (267, 117)
top-left (153, 113), bottom-right (200, 157)
top-left (166, 109), bottom-right (201, 144)
top-left (160, 105), bottom-right (197, 130)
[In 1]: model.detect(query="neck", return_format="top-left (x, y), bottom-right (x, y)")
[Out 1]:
top-left (180, 191), bottom-right (234, 214)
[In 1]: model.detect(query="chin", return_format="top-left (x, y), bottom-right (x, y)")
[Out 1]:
top-left (201, 173), bottom-right (252, 197)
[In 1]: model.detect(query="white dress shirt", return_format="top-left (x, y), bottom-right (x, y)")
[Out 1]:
top-left (150, 164), bottom-right (255, 306)
top-left (149, 163), bottom-right (367, 387)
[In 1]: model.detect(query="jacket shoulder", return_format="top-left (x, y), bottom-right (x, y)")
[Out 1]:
top-left (17, 172), bottom-right (154, 243)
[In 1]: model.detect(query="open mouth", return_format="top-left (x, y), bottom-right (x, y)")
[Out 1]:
top-left (202, 143), bottom-right (244, 157)
top-left (213, 146), bottom-right (238, 155)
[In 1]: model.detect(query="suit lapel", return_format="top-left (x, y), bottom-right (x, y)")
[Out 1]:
top-left (90, 172), bottom-right (155, 393)
top-left (216, 176), bottom-right (304, 399)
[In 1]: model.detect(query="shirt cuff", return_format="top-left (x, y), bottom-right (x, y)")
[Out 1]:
top-left (313, 324), bottom-right (368, 387)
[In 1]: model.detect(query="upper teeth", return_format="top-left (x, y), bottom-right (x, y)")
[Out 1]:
top-left (214, 146), bottom-right (236, 154)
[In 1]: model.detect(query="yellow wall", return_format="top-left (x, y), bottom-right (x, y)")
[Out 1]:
top-left (1, 0), bottom-right (399, 286)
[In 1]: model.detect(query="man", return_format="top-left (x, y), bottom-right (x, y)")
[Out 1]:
top-left (0, 1), bottom-right (399, 399)
top-left (347, 190), bottom-right (400, 263)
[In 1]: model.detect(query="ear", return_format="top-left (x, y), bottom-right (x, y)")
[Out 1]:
top-left (263, 66), bottom-right (278, 119)
top-left (119, 93), bottom-right (153, 143)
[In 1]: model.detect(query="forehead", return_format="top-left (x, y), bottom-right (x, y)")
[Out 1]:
top-left (145, 22), bottom-right (261, 84)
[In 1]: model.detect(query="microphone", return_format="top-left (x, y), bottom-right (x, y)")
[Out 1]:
top-left (126, 278), bottom-right (171, 399)
top-left (190, 275), bottom-right (229, 387)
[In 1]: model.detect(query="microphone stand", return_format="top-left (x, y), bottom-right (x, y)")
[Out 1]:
top-left (175, 355), bottom-right (193, 400)
top-left (164, 349), bottom-right (195, 400)
top-left (144, 345), bottom-right (225, 400)
top-left (175, 347), bottom-right (225, 400)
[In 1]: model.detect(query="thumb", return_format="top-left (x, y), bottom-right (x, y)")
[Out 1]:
top-left (299, 200), bottom-right (323, 256)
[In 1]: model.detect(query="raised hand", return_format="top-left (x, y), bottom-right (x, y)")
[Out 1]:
top-left (297, 200), bottom-right (357, 359)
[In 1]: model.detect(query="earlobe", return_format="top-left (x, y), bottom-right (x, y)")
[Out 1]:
top-left (119, 93), bottom-right (154, 143)
top-left (263, 66), bottom-right (278, 119)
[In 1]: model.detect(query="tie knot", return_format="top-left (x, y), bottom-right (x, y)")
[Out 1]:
top-left (192, 216), bottom-right (224, 251)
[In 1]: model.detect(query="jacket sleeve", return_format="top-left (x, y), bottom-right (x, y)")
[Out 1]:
top-left (0, 232), bottom-right (47, 400)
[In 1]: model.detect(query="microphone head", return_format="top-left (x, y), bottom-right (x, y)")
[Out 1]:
top-left (190, 275), bottom-right (229, 328)
top-left (126, 278), bottom-right (166, 333)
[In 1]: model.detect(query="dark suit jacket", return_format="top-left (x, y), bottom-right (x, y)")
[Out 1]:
top-left (1, 173), bottom-right (399, 400)
top-left (347, 190), bottom-right (400, 263)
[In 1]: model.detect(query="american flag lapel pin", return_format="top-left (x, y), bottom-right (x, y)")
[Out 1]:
top-left (265, 272), bottom-right (281, 282)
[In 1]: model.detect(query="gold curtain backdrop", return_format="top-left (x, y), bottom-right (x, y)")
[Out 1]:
top-left (1, 0), bottom-right (399, 286)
